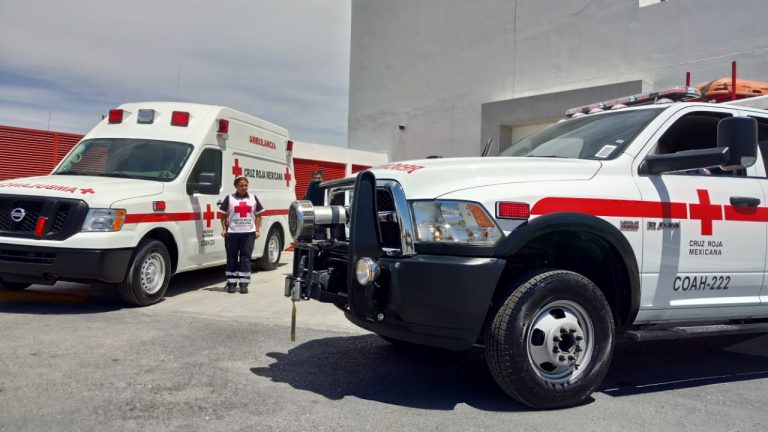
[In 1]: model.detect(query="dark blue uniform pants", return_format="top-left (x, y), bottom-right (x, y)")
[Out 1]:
top-left (225, 232), bottom-right (255, 288)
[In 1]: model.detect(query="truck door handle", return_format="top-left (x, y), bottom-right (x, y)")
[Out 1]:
top-left (730, 196), bottom-right (761, 207)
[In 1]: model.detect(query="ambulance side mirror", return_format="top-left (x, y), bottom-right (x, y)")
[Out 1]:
top-left (186, 172), bottom-right (219, 195)
top-left (717, 116), bottom-right (758, 171)
top-left (639, 117), bottom-right (758, 176)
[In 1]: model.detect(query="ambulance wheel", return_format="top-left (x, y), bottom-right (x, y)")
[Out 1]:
top-left (0, 280), bottom-right (31, 291)
top-left (117, 240), bottom-right (171, 306)
top-left (255, 226), bottom-right (282, 271)
top-left (484, 270), bottom-right (615, 409)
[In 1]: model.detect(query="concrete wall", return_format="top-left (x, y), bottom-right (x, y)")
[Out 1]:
top-left (349, 0), bottom-right (768, 161)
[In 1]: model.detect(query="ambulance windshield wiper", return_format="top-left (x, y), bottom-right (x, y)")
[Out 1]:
top-left (98, 173), bottom-right (142, 180)
top-left (56, 171), bottom-right (91, 175)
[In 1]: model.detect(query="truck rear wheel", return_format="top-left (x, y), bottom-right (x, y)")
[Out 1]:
top-left (0, 280), bottom-right (31, 291)
top-left (255, 226), bottom-right (282, 271)
top-left (117, 240), bottom-right (171, 306)
top-left (485, 270), bottom-right (615, 409)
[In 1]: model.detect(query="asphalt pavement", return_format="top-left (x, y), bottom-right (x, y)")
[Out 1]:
top-left (1, 252), bottom-right (768, 431)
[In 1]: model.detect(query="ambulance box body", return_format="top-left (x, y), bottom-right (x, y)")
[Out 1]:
top-left (0, 102), bottom-right (294, 305)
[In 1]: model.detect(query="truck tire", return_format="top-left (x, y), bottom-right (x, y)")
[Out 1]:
top-left (0, 280), bottom-right (31, 291)
top-left (485, 270), bottom-right (615, 409)
top-left (117, 240), bottom-right (171, 306)
top-left (255, 226), bottom-right (282, 271)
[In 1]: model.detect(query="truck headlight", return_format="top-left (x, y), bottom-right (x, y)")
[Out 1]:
top-left (411, 201), bottom-right (503, 245)
top-left (81, 208), bottom-right (127, 232)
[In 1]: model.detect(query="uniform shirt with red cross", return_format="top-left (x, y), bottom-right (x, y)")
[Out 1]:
top-left (218, 193), bottom-right (264, 233)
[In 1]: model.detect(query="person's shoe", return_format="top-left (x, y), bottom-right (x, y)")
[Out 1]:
top-left (239, 284), bottom-right (249, 294)
top-left (226, 283), bottom-right (236, 293)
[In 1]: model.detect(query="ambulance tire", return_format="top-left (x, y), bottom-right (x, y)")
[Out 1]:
top-left (0, 280), bottom-right (31, 291)
top-left (484, 270), bottom-right (615, 409)
top-left (117, 240), bottom-right (171, 307)
top-left (255, 226), bottom-right (282, 271)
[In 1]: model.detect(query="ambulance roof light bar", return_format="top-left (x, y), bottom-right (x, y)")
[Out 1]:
top-left (565, 86), bottom-right (701, 118)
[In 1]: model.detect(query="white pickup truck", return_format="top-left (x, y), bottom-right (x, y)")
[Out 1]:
top-left (285, 90), bottom-right (768, 408)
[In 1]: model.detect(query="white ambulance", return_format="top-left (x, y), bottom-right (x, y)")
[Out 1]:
top-left (286, 89), bottom-right (768, 409)
top-left (0, 102), bottom-right (293, 306)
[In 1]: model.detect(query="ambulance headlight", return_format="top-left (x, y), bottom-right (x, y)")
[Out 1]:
top-left (82, 208), bottom-right (127, 232)
top-left (411, 200), bottom-right (503, 245)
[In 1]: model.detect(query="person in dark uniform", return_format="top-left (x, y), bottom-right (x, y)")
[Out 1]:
top-left (219, 176), bottom-right (264, 293)
top-left (303, 169), bottom-right (325, 205)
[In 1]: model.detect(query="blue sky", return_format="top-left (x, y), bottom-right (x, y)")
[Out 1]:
top-left (0, 0), bottom-right (351, 146)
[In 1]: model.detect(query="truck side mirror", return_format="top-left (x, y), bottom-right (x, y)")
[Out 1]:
top-left (186, 171), bottom-right (219, 195)
top-left (718, 116), bottom-right (758, 171)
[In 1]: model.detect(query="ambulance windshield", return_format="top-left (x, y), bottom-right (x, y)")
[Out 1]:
top-left (54, 138), bottom-right (194, 182)
top-left (500, 108), bottom-right (663, 160)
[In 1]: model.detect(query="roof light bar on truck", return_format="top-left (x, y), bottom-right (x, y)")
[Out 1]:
top-left (565, 86), bottom-right (701, 118)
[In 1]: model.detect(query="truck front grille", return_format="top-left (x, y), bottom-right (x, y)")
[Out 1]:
top-left (377, 188), bottom-right (403, 249)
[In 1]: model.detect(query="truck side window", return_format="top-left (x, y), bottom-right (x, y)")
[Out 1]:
top-left (654, 111), bottom-right (741, 176)
top-left (752, 117), bottom-right (768, 177)
top-left (188, 148), bottom-right (222, 193)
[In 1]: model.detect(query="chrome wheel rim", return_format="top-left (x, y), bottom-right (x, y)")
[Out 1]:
top-left (267, 233), bottom-right (280, 263)
top-left (140, 251), bottom-right (166, 295)
top-left (526, 300), bottom-right (594, 384)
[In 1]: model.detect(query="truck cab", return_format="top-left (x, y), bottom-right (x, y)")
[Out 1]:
top-left (285, 90), bottom-right (768, 409)
top-left (0, 102), bottom-right (293, 306)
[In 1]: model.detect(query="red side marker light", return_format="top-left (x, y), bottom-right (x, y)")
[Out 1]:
top-left (497, 202), bottom-right (530, 219)
top-left (286, 140), bottom-right (294, 152)
top-left (35, 216), bottom-right (48, 237)
top-left (108, 109), bottom-right (124, 124)
top-left (171, 111), bottom-right (190, 126)
top-left (153, 201), bottom-right (166, 211)
top-left (218, 119), bottom-right (229, 134)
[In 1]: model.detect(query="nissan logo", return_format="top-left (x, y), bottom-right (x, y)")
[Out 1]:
top-left (10, 208), bottom-right (26, 222)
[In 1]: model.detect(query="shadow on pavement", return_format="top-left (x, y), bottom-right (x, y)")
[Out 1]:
top-left (600, 335), bottom-right (768, 396)
top-left (252, 333), bottom-right (768, 410)
top-left (0, 260), bottom-right (288, 312)
top-left (252, 334), bottom-right (532, 412)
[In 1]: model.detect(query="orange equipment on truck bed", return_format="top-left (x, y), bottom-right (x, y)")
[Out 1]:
top-left (696, 78), bottom-right (768, 103)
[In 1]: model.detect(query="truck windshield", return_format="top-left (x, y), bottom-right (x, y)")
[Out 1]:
top-left (499, 108), bottom-right (663, 160)
top-left (54, 138), bottom-right (194, 182)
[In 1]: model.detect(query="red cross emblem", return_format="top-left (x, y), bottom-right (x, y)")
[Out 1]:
top-left (284, 167), bottom-right (292, 187)
top-left (234, 200), bottom-right (252, 218)
top-left (202, 204), bottom-right (215, 228)
top-left (79, 188), bottom-right (95, 195)
top-left (232, 159), bottom-right (243, 177)
top-left (688, 189), bottom-right (722, 236)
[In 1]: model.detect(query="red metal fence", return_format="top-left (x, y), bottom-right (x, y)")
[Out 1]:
top-left (0, 125), bottom-right (83, 181)
top-left (0, 126), bottom-right (371, 197)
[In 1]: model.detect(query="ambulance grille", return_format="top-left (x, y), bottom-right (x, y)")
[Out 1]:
top-left (0, 199), bottom-right (44, 233)
top-left (0, 195), bottom-right (88, 240)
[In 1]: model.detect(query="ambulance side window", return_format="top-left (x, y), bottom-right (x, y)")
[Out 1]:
top-left (188, 148), bottom-right (222, 194)
top-left (753, 117), bottom-right (768, 177)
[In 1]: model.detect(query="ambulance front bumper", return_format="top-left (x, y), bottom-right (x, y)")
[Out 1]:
top-left (0, 243), bottom-right (132, 285)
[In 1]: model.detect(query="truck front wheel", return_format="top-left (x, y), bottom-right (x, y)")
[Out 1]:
top-left (485, 270), bottom-right (615, 409)
top-left (117, 240), bottom-right (171, 306)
